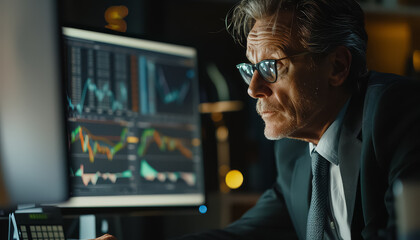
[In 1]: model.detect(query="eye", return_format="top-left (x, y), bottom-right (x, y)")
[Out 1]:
top-left (277, 57), bottom-right (289, 67)
top-left (279, 66), bottom-right (288, 76)
top-left (276, 59), bottom-right (289, 75)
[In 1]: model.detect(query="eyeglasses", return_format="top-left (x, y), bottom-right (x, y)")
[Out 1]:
top-left (236, 52), bottom-right (310, 85)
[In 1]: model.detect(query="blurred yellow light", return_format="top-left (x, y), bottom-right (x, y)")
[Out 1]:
top-left (191, 138), bottom-right (201, 147)
top-left (216, 126), bottom-right (228, 141)
top-left (104, 5), bottom-right (129, 32)
top-left (225, 170), bottom-right (243, 189)
top-left (413, 50), bottom-right (420, 72)
top-left (211, 112), bottom-right (223, 122)
top-left (365, 21), bottom-right (411, 75)
top-left (199, 101), bottom-right (244, 113)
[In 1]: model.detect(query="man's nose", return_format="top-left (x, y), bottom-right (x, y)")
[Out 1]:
top-left (247, 71), bottom-right (272, 99)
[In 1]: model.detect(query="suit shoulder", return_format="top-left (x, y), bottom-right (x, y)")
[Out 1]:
top-left (366, 71), bottom-right (419, 95)
top-left (364, 71), bottom-right (420, 109)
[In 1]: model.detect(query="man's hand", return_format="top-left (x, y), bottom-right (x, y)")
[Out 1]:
top-left (93, 234), bottom-right (118, 240)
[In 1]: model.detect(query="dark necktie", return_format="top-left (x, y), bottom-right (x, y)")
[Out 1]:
top-left (306, 151), bottom-right (330, 240)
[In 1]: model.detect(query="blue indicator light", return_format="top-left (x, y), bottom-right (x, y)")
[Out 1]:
top-left (198, 205), bottom-right (207, 214)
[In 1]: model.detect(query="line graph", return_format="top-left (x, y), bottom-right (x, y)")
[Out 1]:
top-left (137, 128), bottom-right (193, 159)
top-left (140, 160), bottom-right (196, 186)
top-left (73, 164), bottom-right (133, 186)
top-left (154, 64), bottom-right (195, 115)
top-left (71, 125), bottom-right (128, 163)
top-left (67, 78), bottom-right (128, 114)
top-left (156, 67), bottom-right (191, 105)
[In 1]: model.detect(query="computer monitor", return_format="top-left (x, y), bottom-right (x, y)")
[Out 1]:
top-left (59, 27), bottom-right (205, 209)
top-left (0, 0), bottom-right (69, 208)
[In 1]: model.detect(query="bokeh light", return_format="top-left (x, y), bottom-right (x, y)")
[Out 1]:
top-left (225, 170), bottom-right (243, 189)
top-left (199, 205), bottom-right (207, 214)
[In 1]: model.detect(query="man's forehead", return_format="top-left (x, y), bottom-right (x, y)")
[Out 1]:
top-left (246, 18), bottom-right (293, 61)
top-left (247, 20), bottom-right (291, 45)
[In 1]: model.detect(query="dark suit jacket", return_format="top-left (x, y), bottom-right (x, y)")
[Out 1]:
top-left (176, 71), bottom-right (420, 240)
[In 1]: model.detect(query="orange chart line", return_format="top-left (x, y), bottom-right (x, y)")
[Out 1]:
top-left (79, 128), bottom-right (94, 162)
top-left (152, 130), bottom-right (192, 159)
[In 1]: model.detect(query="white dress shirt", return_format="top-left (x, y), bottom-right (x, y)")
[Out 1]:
top-left (309, 100), bottom-right (351, 240)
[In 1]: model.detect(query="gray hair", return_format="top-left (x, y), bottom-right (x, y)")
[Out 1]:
top-left (226, 0), bottom-right (368, 90)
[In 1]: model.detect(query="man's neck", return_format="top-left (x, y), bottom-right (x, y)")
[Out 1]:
top-left (291, 90), bottom-right (351, 145)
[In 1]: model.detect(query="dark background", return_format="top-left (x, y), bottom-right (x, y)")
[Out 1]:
top-left (2, 0), bottom-right (420, 239)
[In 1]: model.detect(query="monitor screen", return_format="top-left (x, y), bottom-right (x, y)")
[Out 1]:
top-left (59, 27), bottom-right (205, 208)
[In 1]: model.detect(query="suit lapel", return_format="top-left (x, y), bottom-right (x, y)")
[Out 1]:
top-left (291, 152), bottom-right (312, 238)
top-left (338, 93), bottom-right (364, 225)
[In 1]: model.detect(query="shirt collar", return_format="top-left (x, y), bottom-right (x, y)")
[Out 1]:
top-left (309, 99), bottom-right (350, 166)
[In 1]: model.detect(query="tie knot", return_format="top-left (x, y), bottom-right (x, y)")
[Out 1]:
top-left (311, 151), bottom-right (329, 176)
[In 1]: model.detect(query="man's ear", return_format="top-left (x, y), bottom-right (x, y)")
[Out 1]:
top-left (329, 46), bottom-right (352, 87)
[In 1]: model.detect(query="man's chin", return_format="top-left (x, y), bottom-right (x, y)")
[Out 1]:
top-left (263, 126), bottom-right (290, 140)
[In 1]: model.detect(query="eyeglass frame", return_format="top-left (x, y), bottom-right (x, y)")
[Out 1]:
top-left (236, 51), bottom-right (310, 85)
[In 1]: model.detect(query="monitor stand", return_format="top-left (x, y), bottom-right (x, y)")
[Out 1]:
top-left (79, 214), bottom-right (117, 239)
top-left (79, 214), bottom-right (96, 239)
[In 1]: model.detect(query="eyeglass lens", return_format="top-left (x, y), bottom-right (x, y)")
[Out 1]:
top-left (258, 60), bottom-right (277, 83)
top-left (237, 60), bottom-right (277, 85)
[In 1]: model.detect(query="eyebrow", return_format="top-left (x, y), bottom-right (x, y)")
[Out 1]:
top-left (245, 44), bottom-right (288, 64)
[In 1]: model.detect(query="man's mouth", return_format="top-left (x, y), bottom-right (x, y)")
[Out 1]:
top-left (257, 100), bottom-right (281, 117)
top-left (259, 110), bottom-right (277, 118)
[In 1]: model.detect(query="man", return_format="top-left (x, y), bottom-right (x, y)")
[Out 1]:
top-left (97, 0), bottom-right (420, 239)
